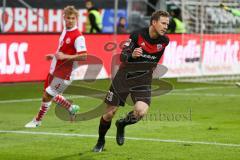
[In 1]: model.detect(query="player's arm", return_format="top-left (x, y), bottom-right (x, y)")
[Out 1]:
top-left (45, 52), bottom-right (86, 61)
top-left (55, 51), bottom-right (87, 61)
top-left (120, 32), bottom-right (141, 62)
top-left (45, 54), bottom-right (55, 60)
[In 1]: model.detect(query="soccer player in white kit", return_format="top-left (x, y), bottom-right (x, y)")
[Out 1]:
top-left (25, 6), bottom-right (87, 128)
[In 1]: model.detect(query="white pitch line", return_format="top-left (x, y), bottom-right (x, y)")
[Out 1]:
top-left (173, 86), bottom-right (235, 92)
top-left (0, 95), bottom-right (84, 104)
top-left (168, 93), bottom-right (240, 97)
top-left (0, 86), bottom-right (238, 104)
top-left (0, 98), bottom-right (41, 103)
top-left (1, 93), bottom-right (239, 104)
top-left (0, 130), bottom-right (240, 148)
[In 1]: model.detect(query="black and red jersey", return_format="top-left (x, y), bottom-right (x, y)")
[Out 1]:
top-left (121, 27), bottom-right (169, 64)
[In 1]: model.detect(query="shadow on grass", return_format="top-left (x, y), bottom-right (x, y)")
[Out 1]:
top-left (51, 149), bottom-right (111, 160)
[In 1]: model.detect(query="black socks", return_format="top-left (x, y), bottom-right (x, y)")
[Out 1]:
top-left (98, 116), bottom-right (112, 140)
top-left (119, 111), bottom-right (141, 127)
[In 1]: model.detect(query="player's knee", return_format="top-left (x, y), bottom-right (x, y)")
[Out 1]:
top-left (42, 91), bottom-right (53, 102)
top-left (111, 109), bottom-right (117, 116)
top-left (140, 110), bottom-right (148, 117)
top-left (103, 112), bottom-right (114, 121)
top-left (134, 101), bottom-right (149, 117)
top-left (135, 109), bottom-right (148, 118)
top-left (103, 105), bottom-right (118, 120)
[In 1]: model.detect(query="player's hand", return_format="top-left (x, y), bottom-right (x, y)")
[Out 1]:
top-left (55, 52), bottom-right (66, 60)
top-left (132, 47), bottom-right (143, 59)
top-left (45, 54), bottom-right (55, 61)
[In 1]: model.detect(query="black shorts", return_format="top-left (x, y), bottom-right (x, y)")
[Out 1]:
top-left (105, 68), bottom-right (152, 106)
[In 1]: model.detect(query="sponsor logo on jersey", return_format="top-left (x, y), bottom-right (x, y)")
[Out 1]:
top-left (106, 91), bottom-right (113, 101)
top-left (141, 54), bottom-right (157, 60)
top-left (141, 42), bottom-right (145, 47)
top-left (157, 44), bottom-right (162, 51)
top-left (66, 37), bottom-right (71, 44)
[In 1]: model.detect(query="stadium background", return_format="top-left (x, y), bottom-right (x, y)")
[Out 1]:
top-left (0, 0), bottom-right (240, 160)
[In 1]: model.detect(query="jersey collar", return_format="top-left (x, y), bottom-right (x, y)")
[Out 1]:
top-left (66, 26), bottom-right (77, 31)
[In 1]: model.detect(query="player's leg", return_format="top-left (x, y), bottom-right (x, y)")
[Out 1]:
top-left (93, 104), bottom-right (118, 152)
top-left (24, 91), bottom-right (54, 128)
top-left (115, 86), bottom-right (151, 145)
top-left (48, 77), bottom-right (79, 115)
top-left (25, 75), bottom-right (78, 128)
top-left (52, 94), bottom-right (79, 115)
top-left (93, 69), bottom-right (129, 151)
top-left (115, 101), bottom-right (149, 145)
top-left (25, 74), bottom-right (54, 128)
top-left (93, 81), bottom-right (129, 152)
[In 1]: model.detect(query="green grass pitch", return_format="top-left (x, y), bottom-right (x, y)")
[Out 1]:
top-left (0, 79), bottom-right (240, 160)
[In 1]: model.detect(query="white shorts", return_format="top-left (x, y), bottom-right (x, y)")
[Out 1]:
top-left (45, 76), bottom-right (72, 97)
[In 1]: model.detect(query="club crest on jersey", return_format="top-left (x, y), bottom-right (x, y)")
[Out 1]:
top-left (124, 39), bottom-right (132, 46)
top-left (141, 42), bottom-right (145, 47)
top-left (66, 37), bottom-right (71, 44)
top-left (157, 44), bottom-right (162, 51)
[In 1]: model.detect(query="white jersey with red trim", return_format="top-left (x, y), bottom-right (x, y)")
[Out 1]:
top-left (49, 26), bottom-right (87, 80)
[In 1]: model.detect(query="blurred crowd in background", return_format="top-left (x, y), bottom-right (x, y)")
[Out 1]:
top-left (1, 0), bottom-right (240, 34)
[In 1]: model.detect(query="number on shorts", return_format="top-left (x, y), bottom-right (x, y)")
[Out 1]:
top-left (106, 91), bottom-right (113, 101)
top-left (54, 83), bottom-right (61, 90)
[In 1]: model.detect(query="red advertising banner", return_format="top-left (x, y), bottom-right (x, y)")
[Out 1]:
top-left (0, 34), bottom-right (240, 83)
top-left (0, 34), bottom-right (128, 83)
top-left (163, 34), bottom-right (240, 77)
top-left (0, 35), bottom-right (56, 82)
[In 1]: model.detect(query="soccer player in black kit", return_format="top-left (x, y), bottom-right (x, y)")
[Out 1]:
top-left (93, 10), bottom-right (170, 152)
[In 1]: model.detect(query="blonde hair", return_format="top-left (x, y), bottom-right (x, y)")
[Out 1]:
top-left (63, 5), bottom-right (79, 17)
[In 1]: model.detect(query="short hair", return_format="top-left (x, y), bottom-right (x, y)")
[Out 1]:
top-left (63, 6), bottom-right (79, 17)
top-left (150, 10), bottom-right (170, 25)
top-left (85, 0), bottom-right (93, 4)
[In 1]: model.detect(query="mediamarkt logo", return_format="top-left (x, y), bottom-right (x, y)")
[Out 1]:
top-left (164, 40), bottom-right (239, 66)
top-left (0, 42), bottom-right (30, 74)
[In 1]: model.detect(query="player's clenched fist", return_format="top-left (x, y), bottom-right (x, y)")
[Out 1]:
top-left (45, 54), bottom-right (55, 61)
top-left (46, 52), bottom-right (66, 61)
top-left (132, 47), bottom-right (143, 59)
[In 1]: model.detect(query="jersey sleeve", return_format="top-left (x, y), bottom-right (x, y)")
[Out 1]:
top-left (125, 32), bottom-right (138, 50)
top-left (120, 32), bottom-right (138, 62)
top-left (74, 35), bottom-right (87, 53)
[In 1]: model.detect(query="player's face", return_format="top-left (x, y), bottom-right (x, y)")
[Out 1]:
top-left (85, 2), bottom-right (93, 10)
top-left (153, 16), bottom-right (169, 36)
top-left (64, 14), bottom-right (77, 29)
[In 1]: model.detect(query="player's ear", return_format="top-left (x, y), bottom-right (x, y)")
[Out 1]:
top-left (152, 20), bottom-right (157, 26)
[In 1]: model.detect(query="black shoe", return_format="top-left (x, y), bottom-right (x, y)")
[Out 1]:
top-left (115, 120), bottom-right (125, 146)
top-left (93, 139), bottom-right (105, 152)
